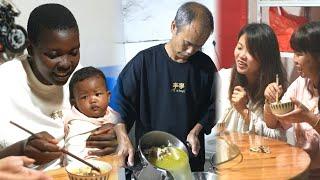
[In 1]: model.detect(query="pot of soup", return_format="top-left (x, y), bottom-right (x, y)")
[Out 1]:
top-left (128, 131), bottom-right (193, 180)
top-left (192, 172), bottom-right (216, 180)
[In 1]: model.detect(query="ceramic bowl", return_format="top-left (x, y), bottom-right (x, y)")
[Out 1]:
top-left (270, 101), bottom-right (294, 115)
top-left (65, 159), bottom-right (112, 180)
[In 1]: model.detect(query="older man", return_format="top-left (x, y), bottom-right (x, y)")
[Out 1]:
top-left (112, 1), bottom-right (216, 171)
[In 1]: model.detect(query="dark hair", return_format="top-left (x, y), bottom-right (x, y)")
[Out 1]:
top-left (229, 23), bottom-right (287, 107)
top-left (27, 3), bottom-right (78, 45)
top-left (290, 21), bottom-right (320, 111)
top-left (69, 66), bottom-right (107, 104)
top-left (174, 1), bottom-right (213, 34)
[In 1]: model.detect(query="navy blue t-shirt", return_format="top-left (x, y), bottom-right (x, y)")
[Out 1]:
top-left (110, 44), bottom-right (216, 170)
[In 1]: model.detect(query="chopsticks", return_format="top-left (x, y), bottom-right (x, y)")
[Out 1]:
top-left (216, 107), bottom-right (233, 133)
top-left (9, 121), bottom-right (101, 173)
top-left (276, 74), bottom-right (279, 103)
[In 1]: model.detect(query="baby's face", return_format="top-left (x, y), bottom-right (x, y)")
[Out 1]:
top-left (73, 76), bottom-right (110, 118)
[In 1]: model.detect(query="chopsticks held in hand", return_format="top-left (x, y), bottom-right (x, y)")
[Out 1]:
top-left (276, 74), bottom-right (279, 103)
top-left (9, 121), bottom-right (101, 173)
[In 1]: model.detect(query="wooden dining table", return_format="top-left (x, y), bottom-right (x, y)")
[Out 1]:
top-left (216, 132), bottom-right (311, 180)
top-left (46, 155), bottom-right (121, 180)
top-left (46, 132), bottom-right (311, 179)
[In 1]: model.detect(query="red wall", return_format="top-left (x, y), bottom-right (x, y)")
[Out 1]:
top-left (216, 0), bottom-right (248, 69)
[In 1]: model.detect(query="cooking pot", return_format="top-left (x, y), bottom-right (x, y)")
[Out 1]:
top-left (127, 131), bottom-right (189, 180)
top-left (192, 172), bottom-right (216, 180)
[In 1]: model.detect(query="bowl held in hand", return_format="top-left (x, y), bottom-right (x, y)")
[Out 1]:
top-left (270, 101), bottom-right (294, 115)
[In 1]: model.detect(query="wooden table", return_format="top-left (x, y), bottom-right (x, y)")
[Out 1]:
top-left (216, 132), bottom-right (310, 180)
top-left (46, 155), bottom-right (121, 180)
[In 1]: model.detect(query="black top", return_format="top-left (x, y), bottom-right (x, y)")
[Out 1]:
top-left (110, 44), bottom-right (217, 171)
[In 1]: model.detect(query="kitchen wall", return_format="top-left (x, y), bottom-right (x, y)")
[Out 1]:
top-left (121, 0), bottom-right (218, 67)
top-left (12, 0), bottom-right (124, 67)
top-left (11, 0), bottom-right (217, 68)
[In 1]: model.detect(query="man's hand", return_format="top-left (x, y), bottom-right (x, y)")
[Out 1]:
top-left (186, 123), bottom-right (203, 156)
top-left (186, 132), bottom-right (200, 156)
top-left (86, 123), bottom-right (118, 156)
top-left (0, 156), bottom-right (52, 180)
top-left (24, 132), bottom-right (62, 165)
top-left (114, 123), bottom-right (135, 167)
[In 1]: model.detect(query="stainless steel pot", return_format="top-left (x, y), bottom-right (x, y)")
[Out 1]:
top-left (130, 131), bottom-right (189, 180)
top-left (192, 172), bottom-right (216, 180)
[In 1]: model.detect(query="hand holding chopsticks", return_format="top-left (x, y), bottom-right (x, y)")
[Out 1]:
top-left (10, 121), bottom-right (101, 173)
top-left (276, 74), bottom-right (279, 103)
top-left (264, 74), bottom-right (283, 104)
top-left (11, 122), bottom-right (62, 165)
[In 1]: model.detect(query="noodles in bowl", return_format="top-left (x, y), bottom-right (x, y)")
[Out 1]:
top-left (66, 159), bottom-right (112, 180)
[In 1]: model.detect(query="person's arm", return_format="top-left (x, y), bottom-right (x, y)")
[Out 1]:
top-left (264, 81), bottom-right (295, 130)
top-left (110, 54), bottom-right (146, 166)
top-left (86, 123), bottom-right (118, 156)
top-left (89, 53), bottom-right (143, 163)
top-left (263, 102), bottom-right (281, 129)
top-left (250, 107), bottom-right (285, 140)
top-left (86, 104), bottom-right (134, 166)
top-left (231, 86), bottom-right (250, 125)
top-left (307, 114), bottom-right (320, 134)
top-left (0, 132), bottom-right (62, 165)
top-left (198, 71), bottom-right (217, 134)
top-left (109, 52), bottom-right (143, 130)
top-left (114, 123), bottom-right (134, 167)
top-left (186, 123), bottom-right (202, 156)
top-left (0, 156), bottom-right (52, 180)
top-left (0, 140), bottom-right (26, 158)
top-left (276, 97), bottom-right (320, 133)
top-left (188, 67), bottom-right (217, 155)
top-left (264, 82), bottom-right (284, 128)
top-left (87, 52), bottom-right (143, 156)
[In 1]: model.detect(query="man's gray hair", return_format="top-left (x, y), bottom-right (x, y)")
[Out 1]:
top-left (174, 1), bottom-right (214, 34)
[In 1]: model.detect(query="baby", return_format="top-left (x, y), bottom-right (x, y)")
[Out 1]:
top-left (63, 66), bottom-right (118, 164)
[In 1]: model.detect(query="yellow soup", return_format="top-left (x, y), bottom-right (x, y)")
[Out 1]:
top-left (147, 147), bottom-right (193, 180)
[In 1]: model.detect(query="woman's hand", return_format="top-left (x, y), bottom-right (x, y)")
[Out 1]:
top-left (264, 82), bottom-right (283, 103)
top-left (86, 123), bottom-right (118, 156)
top-left (24, 132), bottom-right (62, 165)
top-left (0, 156), bottom-right (52, 180)
top-left (231, 86), bottom-right (248, 112)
